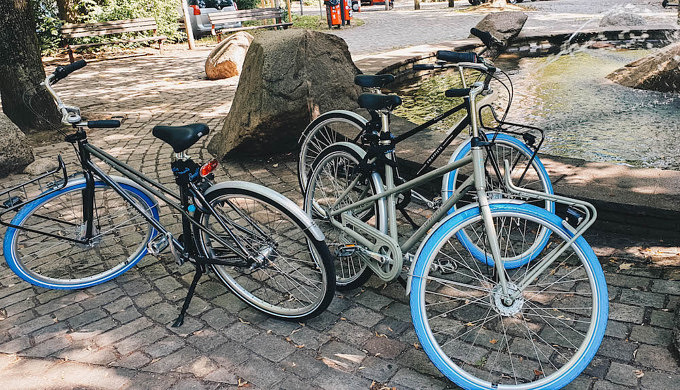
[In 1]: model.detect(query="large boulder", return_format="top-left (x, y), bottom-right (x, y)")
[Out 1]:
top-left (205, 32), bottom-right (254, 80)
top-left (470, 11), bottom-right (528, 48)
top-left (0, 113), bottom-right (34, 177)
top-left (599, 10), bottom-right (647, 27)
top-left (208, 29), bottom-right (362, 158)
top-left (606, 42), bottom-right (680, 92)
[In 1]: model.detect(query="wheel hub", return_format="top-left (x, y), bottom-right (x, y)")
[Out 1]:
top-left (491, 283), bottom-right (524, 316)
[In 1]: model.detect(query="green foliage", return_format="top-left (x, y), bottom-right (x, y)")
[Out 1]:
top-left (33, 0), bottom-right (182, 55)
top-left (33, 0), bottom-right (62, 54)
top-left (235, 0), bottom-right (260, 9)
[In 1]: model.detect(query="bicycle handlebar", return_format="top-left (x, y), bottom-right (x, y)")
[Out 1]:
top-left (436, 51), bottom-right (479, 64)
top-left (53, 60), bottom-right (87, 84)
top-left (87, 120), bottom-right (121, 128)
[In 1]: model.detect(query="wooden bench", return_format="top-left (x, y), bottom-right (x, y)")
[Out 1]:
top-left (60, 17), bottom-right (167, 63)
top-left (208, 8), bottom-right (292, 42)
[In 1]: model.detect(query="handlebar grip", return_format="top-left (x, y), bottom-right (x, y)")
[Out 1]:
top-left (53, 60), bottom-right (87, 84)
top-left (87, 120), bottom-right (120, 128)
top-left (470, 28), bottom-right (502, 49)
top-left (413, 64), bottom-right (436, 71)
top-left (436, 51), bottom-right (479, 64)
top-left (445, 88), bottom-right (471, 98)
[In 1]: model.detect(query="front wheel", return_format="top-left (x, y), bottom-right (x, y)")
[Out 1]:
top-left (3, 177), bottom-right (158, 289)
top-left (410, 203), bottom-right (608, 389)
top-left (194, 183), bottom-right (335, 321)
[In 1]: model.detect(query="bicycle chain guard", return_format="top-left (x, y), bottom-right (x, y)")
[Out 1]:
top-left (339, 212), bottom-right (402, 281)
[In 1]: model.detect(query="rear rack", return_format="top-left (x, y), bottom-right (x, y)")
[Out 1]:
top-left (0, 155), bottom-right (68, 229)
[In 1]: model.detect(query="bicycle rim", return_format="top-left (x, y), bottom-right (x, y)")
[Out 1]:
top-left (4, 181), bottom-right (156, 289)
top-left (197, 188), bottom-right (332, 320)
top-left (410, 204), bottom-right (607, 389)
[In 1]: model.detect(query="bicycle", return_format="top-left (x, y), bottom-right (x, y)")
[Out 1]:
top-left (303, 57), bottom-right (608, 388)
top-left (300, 32), bottom-right (554, 289)
top-left (1, 60), bottom-right (335, 326)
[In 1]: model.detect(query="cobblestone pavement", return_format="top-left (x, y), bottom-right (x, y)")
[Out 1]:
top-left (1, 4), bottom-right (680, 389)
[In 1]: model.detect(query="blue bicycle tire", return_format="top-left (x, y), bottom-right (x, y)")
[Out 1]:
top-left (3, 179), bottom-right (158, 290)
top-left (410, 203), bottom-right (608, 390)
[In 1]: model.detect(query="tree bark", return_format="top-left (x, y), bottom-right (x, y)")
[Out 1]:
top-left (0, 0), bottom-right (60, 132)
top-left (55, 0), bottom-right (76, 23)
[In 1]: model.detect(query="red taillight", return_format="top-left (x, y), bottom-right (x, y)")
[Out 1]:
top-left (190, 5), bottom-right (201, 15)
top-left (200, 159), bottom-right (218, 177)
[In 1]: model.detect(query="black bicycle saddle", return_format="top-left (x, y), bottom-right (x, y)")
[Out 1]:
top-left (358, 93), bottom-right (402, 111)
top-left (152, 123), bottom-right (210, 153)
top-left (354, 74), bottom-right (395, 88)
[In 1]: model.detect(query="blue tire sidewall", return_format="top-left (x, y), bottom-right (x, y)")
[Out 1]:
top-left (3, 181), bottom-right (158, 290)
top-left (444, 134), bottom-right (555, 268)
top-left (410, 203), bottom-right (608, 390)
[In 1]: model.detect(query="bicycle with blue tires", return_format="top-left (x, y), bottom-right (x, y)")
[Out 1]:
top-left (302, 50), bottom-right (608, 388)
top-left (0, 60), bottom-right (335, 326)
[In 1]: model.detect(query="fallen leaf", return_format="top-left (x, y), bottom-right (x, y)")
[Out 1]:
top-left (335, 353), bottom-right (364, 363)
top-left (634, 369), bottom-right (644, 378)
top-left (618, 263), bottom-right (633, 271)
top-left (489, 339), bottom-right (498, 344)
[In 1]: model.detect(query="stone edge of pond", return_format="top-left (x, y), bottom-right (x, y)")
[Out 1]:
top-left (353, 25), bottom-right (680, 239)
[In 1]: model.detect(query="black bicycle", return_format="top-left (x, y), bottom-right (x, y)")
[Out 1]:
top-left (1, 61), bottom-right (335, 326)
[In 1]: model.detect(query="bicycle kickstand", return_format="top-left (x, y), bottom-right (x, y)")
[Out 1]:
top-left (172, 264), bottom-right (204, 327)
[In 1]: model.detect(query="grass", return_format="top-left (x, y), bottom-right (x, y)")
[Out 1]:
top-left (292, 14), bottom-right (365, 30)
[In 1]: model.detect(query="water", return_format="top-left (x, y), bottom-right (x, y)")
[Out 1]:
top-left (391, 48), bottom-right (680, 170)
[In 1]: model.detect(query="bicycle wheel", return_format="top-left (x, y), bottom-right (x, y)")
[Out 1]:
top-left (410, 203), bottom-right (608, 390)
top-left (442, 133), bottom-right (554, 268)
top-left (3, 177), bottom-right (158, 289)
top-left (304, 142), bottom-right (387, 290)
top-left (194, 183), bottom-right (335, 321)
top-left (298, 111), bottom-right (367, 194)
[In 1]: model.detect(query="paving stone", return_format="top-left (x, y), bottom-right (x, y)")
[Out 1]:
top-left (115, 326), bottom-right (168, 355)
top-left (597, 337), bottom-right (637, 361)
top-left (22, 335), bottom-right (70, 357)
top-left (583, 356), bottom-right (610, 379)
top-left (604, 320), bottom-right (630, 339)
top-left (634, 344), bottom-right (679, 372)
top-left (326, 295), bottom-right (352, 314)
top-left (186, 328), bottom-right (229, 353)
top-left (110, 351), bottom-right (153, 369)
top-left (399, 347), bottom-right (445, 378)
top-left (144, 346), bottom-right (200, 373)
top-left (650, 280), bottom-right (680, 296)
top-left (363, 335), bottom-right (408, 359)
top-left (200, 307), bottom-right (236, 331)
top-left (314, 368), bottom-right (374, 390)
top-left (277, 375), bottom-right (318, 390)
top-left (288, 326), bottom-right (331, 350)
top-left (605, 273), bottom-right (651, 289)
top-left (234, 356), bottom-right (285, 388)
top-left (32, 321), bottom-right (70, 344)
top-left (58, 346), bottom-right (118, 365)
top-left (358, 356), bottom-right (400, 383)
top-left (355, 290), bottom-right (394, 311)
top-left (605, 362), bottom-right (639, 387)
top-left (3, 298), bottom-right (35, 317)
top-left (95, 317), bottom-right (153, 347)
top-left (629, 325), bottom-right (673, 346)
top-left (166, 316), bottom-right (204, 336)
top-left (374, 317), bottom-right (411, 337)
top-left (329, 320), bottom-right (373, 346)
top-left (67, 308), bottom-right (108, 329)
top-left (203, 367), bottom-right (239, 384)
top-left (135, 291), bottom-right (164, 308)
top-left (342, 304), bottom-right (384, 328)
top-left (278, 350), bottom-right (326, 379)
top-left (382, 301), bottom-right (411, 320)
top-left (390, 367), bottom-right (448, 390)
top-left (145, 302), bottom-right (178, 324)
top-left (319, 341), bottom-right (367, 372)
top-left (304, 310), bottom-right (338, 331)
top-left (246, 333), bottom-right (296, 362)
top-left (224, 321), bottom-right (259, 342)
top-left (593, 379), bottom-right (634, 390)
top-left (609, 303), bottom-right (645, 324)
top-left (619, 289), bottom-right (666, 309)
top-left (176, 355), bottom-right (218, 377)
top-left (79, 289), bottom-right (124, 310)
top-left (650, 310), bottom-right (675, 329)
top-left (168, 378), bottom-right (210, 390)
top-left (562, 376), bottom-right (594, 390)
top-left (103, 296), bottom-right (135, 314)
top-left (260, 317), bottom-right (302, 337)
top-left (209, 340), bottom-right (251, 368)
top-left (640, 371), bottom-right (680, 389)
top-left (142, 335), bottom-right (186, 359)
top-left (0, 336), bottom-right (30, 354)
top-left (113, 307), bottom-right (143, 324)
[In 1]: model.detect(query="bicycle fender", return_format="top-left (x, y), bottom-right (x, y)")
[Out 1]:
top-left (203, 181), bottom-right (326, 242)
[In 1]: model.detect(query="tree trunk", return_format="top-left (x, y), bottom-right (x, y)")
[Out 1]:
top-left (55, 0), bottom-right (76, 23)
top-left (0, 0), bottom-right (60, 133)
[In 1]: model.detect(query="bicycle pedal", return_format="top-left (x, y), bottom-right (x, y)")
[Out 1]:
top-left (564, 207), bottom-right (585, 228)
top-left (1, 196), bottom-right (22, 209)
top-left (432, 259), bottom-right (457, 274)
top-left (147, 234), bottom-right (170, 256)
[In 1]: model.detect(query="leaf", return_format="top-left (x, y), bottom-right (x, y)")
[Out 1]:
top-left (534, 369), bottom-right (543, 376)
top-left (335, 353), bottom-right (364, 363)
top-left (618, 263), bottom-right (633, 271)
top-left (489, 339), bottom-right (498, 344)
top-left (634, 369), bottom-right (644, 378)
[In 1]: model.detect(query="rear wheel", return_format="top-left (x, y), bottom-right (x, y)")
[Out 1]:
top-left (304, 143), bottom-right (386, 290)
top-left (195, 185), bottom-right (335, 320)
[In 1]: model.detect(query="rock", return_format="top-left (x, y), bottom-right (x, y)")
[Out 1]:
top-left (599, 10), bottom-right (647, 27)
top-left (205, 32), bottom-right (254, 80)
top-left (470, 11), bottom-right (528, 48)
top-left (606, 42), bottom-right (680, 93)
top-left (0, 113), bottom-right (34, 177)
top-left (24, 157), bottom-right (58, 176)
top-left (208, 29), bottom-right (362, 158)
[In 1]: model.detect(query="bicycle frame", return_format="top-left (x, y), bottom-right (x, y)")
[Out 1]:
top-left (320, 81), bottom-right (519, 297)
top-left (71, 134), bottom-right (254, 267)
